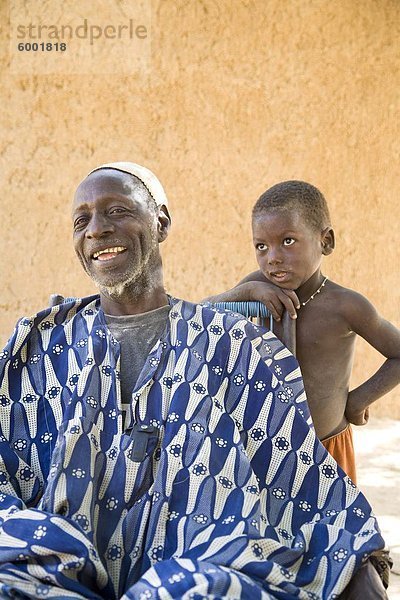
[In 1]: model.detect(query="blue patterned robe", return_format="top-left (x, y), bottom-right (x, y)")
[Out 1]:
top-left (0, 296), bottom-right (385, 599)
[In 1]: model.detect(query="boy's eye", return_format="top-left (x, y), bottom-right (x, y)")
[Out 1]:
top-left (283, 238), bottom-right (295, 246)
top-left (255, 243), bottom-right (268, 251)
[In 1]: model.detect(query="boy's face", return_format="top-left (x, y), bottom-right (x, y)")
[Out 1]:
top-left (252, 209), bottom-right (325, 291)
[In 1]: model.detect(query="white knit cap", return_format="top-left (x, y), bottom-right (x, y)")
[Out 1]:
top-left (87, 162), bottom-right (169, 210)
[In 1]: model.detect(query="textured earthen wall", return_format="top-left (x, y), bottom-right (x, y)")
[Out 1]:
top-left (1, 0), bottom-right (399, 417)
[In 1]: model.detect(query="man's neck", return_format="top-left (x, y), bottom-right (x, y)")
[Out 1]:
top-left (100, 284), bottom-right (169, 316)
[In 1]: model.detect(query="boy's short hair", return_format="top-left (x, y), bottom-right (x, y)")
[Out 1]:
top-left (252, 180), bottom-right (331, 232)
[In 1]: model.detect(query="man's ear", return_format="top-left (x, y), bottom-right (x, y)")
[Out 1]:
top-left (321, 227), bottom-right (335, 255)
top-left (157, 205), bottom-right (171, 243)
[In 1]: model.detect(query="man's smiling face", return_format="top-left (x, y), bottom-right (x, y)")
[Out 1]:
top-left (72, 169), bottom-right (160, 295)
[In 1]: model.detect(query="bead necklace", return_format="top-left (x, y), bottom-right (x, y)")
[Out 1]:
top-left (300, 277), bottom-right (328, 307)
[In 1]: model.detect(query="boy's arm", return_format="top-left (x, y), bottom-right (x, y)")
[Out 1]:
top-left (203, 271), bottom-right (300, 321)
top-left (343, 291), bottom-right (400, 425)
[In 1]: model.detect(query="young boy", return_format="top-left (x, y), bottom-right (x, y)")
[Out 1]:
top-left (206, 180), bottom-right (400, 482)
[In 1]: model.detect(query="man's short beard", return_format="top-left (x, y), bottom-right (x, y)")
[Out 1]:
top-left (94, 249), bottom-right (158, 300)
top-left (83, 223), bottom-right (160, 300)
top-left (101, 280), bottom-right (130, 298)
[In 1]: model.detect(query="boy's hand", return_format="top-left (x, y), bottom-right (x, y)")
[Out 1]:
top-left (345, 399), bottom-right (370, 426)
top-left (203, 280), bottom-right (300, 321)
top-left (247, 281), bottom-right (300, 321)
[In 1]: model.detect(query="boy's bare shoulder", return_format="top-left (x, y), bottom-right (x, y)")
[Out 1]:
top-left (325, 279), bottom-right (380, 328)
top-left (326, 279), bottom-right (366, 302)
top-left (325, 279), bottom-right (400, 362)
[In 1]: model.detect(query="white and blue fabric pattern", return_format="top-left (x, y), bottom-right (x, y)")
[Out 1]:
top-left (0, 296), bottom-right (385, 599)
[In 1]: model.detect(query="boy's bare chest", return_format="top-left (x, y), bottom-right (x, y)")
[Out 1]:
top-left (285, 306), bottom-right (357, 438)
top-left (274, 303), bottom-right (356, 367)
top-left (297, 304), bottom-right (355, 354)
top-left (289, 306), bottom-right (356, 412)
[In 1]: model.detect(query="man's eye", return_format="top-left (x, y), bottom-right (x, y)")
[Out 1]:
top-left (74, 217), bottom-right (88, 230)
top-left (109, 207), bottom-right (127, 215)
top-left (283, 238), bottom-right (295, 246)
top-left (256, 243), bottom-right (267, 251)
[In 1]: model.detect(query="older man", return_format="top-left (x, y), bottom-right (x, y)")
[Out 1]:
top-left (0, 163), bottom-right (388, 599)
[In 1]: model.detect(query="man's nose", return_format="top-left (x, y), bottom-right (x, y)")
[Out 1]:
top-left (85, 212), bottom-right (114, 239)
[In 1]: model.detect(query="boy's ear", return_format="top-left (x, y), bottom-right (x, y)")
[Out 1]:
top-left (321, 227), bottom-right (335, 255)
top-left (157, 205), bottom-right (171, 243)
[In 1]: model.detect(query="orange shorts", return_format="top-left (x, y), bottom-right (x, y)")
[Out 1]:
top-left (321, 424), bottom-right (357, 484)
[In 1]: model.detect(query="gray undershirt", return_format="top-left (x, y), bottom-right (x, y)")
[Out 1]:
top-left (105, 305), bottom-right (171, 425)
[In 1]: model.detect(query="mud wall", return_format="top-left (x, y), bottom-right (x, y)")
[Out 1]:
top-left (1, 0), bottom-right (399, 416)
